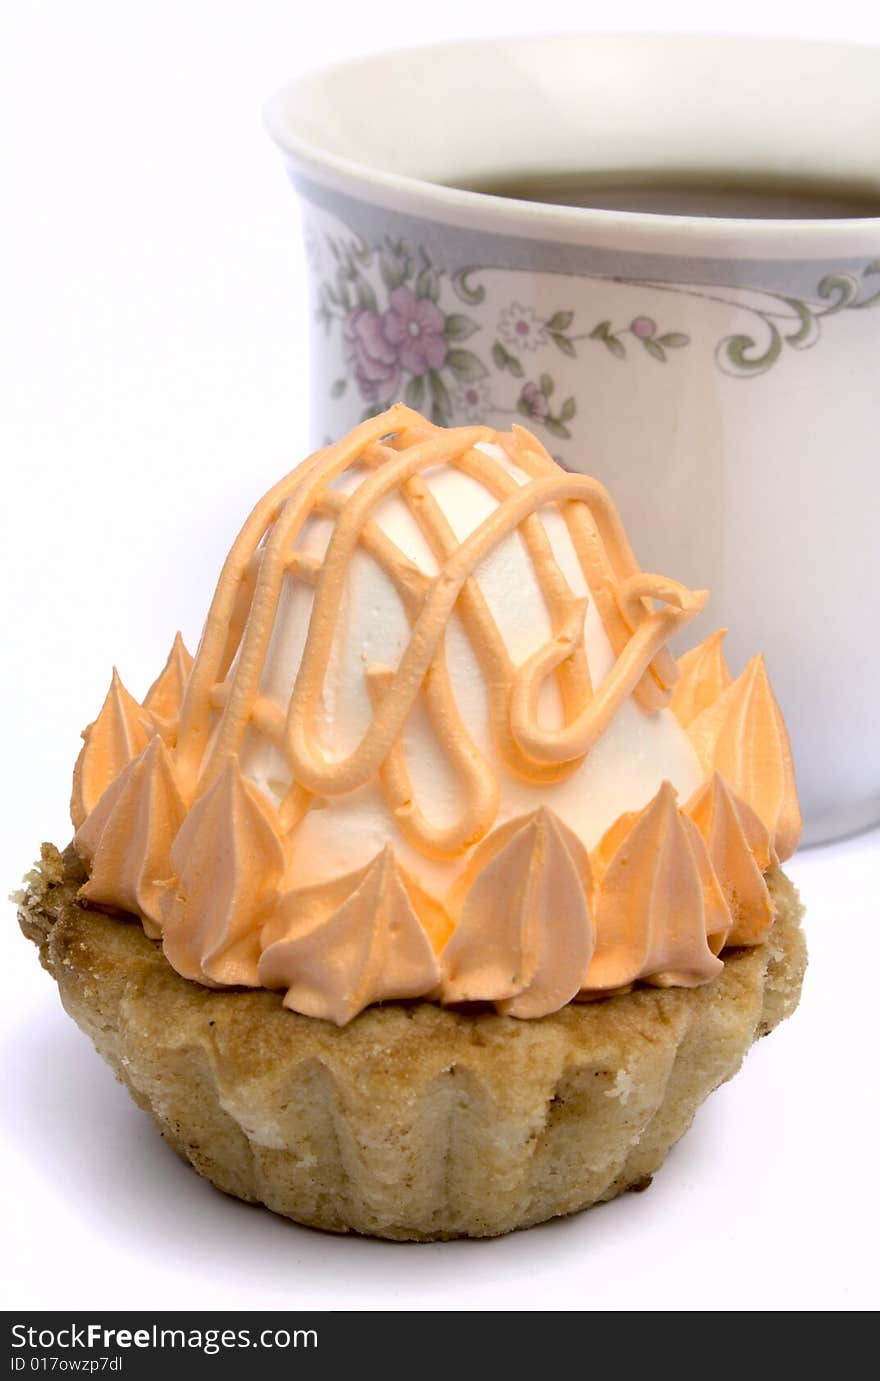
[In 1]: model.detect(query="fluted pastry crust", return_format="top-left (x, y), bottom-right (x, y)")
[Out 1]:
top-left (18, 843), bottom-right (806, 1241)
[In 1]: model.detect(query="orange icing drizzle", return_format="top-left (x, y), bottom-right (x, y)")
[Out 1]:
top-left (503, 425), bottom-right (681, 708)
top-left (171, 405), bottom-right (704, 855)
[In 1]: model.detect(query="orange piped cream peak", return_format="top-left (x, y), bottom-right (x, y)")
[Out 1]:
top-left (680, 814), bottom-right (732, 956)
top-left (685, 654), bottom-right (802, 862)
top-left (162, 757), bottom-right (285, 988)
top-left (584, 782), bottom-right (724, 992)
top-left (143, 632), bottom-right (193, 735)
top-left (442, 808), bottom-right (594, 1018)
top-left (685, 774), bottom-right (774, 946)
top-left (258, 848), bottom-right (444, 1025)
top-left (670, 628), bottom-right (732, 728)
top-left (71, 669), bottom-right (153, 828)
top-left (75, 735), bottom-right (186, 938)
top-left (67, 407), bottom-right (802, 1024)
top-left (588, 802), bottom-right (731, 958)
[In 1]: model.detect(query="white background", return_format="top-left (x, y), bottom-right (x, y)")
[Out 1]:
top-left (2, 0), bottom-right (878, 1312)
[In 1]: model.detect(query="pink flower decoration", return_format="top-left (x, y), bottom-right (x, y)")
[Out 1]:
top-left (382, 286), bottom-right (448, 376)
top-left (343, 308), bottom-right (401, 402)
top-left (630, 316), bottom-right (657, 340)
top-left (520, 381), bottom-right (550, 422)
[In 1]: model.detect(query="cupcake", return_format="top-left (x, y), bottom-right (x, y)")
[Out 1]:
top-left (17, 405), bottom-right (805, 1240)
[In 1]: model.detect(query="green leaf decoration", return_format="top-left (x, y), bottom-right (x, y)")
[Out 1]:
top-left (506, 353), bottom-right (524, 379)
top-left (655, 332), bottom-right (690, 348)
top-left (446, 349), bottom-right (489, 383)
top-left (642, 338), bottom-right (667, 362)
top-left (416, 268), bottom-right (440, 302)
top-left (351, 236), bottom-right (372, 266)
top-left (546, 310), bottom-right (574, 332)
top-left (445, 314), bottom-right (480, 342)
top-left (550, 333), bottom-right (577, 358)
top-left (590, 320), bottom-right (612, 340)
top-left (405, 375), bottom-right (426, 409)
top-left (330, 378), bottom-right (348, 399)
top-left (539, 373), bottom-right (554, 397)
top-left (451, 268), bottom-right (486, 306)
top-left (516, 398), bottom-right (531, 418)
top-left (335, 273), bottom-right (352, 312)
top-left (492, 341), bottom-right (508, 369)
top-left (545, 417), bottom-right (572, 440)
top-left (428, 370), bottom-right (453, 426)
top-left (354, 273), bottom-right (378, 312)
top-left (560, 396), bottom-right (576, 422)
top-left (379, 252), bottom-right (407, 291)
top-left (603, 335), bottom-right (626, 360)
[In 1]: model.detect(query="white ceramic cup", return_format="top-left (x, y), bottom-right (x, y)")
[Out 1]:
top-left (265, 34), bottom-right (880, 845)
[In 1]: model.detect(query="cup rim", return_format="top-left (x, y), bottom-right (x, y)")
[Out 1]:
top-left (264, 32), bottom-right (880, 245)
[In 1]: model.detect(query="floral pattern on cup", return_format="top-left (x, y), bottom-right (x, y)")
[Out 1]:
top-left (498, 303), bottom-right (547, 352)
top-left (341, 307), bottom-right (402, 402)
top-left (451, 377), bottom-right (494, 423)
top-left (317, 233), bottom-right (691, 434)
top-left (517, 376), bottom-right (577, 441)
top-left (315, 230), bottom-right (880, 437)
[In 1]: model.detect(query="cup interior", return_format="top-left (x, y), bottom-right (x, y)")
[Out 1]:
top-left (271, 35), bottom-right (880, 216)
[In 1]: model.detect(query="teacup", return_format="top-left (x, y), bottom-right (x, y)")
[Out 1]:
top-left (265, 34), bottom-right (880, 845)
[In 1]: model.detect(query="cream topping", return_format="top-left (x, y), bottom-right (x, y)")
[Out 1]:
top-left (69, 408), bottom-right (801, 1023)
